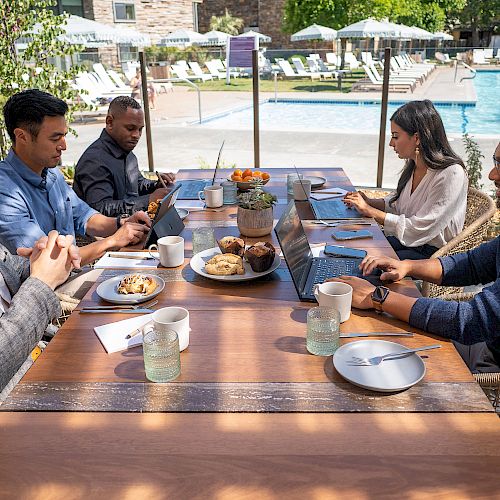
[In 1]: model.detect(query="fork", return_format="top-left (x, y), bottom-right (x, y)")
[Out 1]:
top-left (348, 344), bottom-right (441, 366)
top-left (81, 299), bottom-right (159, 311)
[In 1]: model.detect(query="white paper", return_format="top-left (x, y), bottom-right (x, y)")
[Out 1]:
top-left (175, 200), bottom-right (205, 210)
top-left (94, 314), bottom-right (154, 353)
top-left (94, 252), bottom-right (160, 269)
top-left (310, 188), bottom-right (348, 201)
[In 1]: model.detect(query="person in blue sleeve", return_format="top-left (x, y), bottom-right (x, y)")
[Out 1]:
top-left (0, 90), bottom-right (152, 265)
top-left (329, 142), bottom-right (500, 373)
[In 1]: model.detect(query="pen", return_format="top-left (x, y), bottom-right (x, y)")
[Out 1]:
top-left (108, 253), bottom-right (157, 260)
top-left (125, 328), bottom-right (142, 340)
top-left (156, 171), bottom-right (168, 189)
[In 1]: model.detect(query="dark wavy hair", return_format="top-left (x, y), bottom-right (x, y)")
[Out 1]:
top-left (3, 89), bottom-right (68, 143)
top-left (389, 100), bottom-right (465, 206)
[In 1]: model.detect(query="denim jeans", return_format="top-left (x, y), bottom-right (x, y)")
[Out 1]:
top-left (386, 235), bottom-right (438, 260)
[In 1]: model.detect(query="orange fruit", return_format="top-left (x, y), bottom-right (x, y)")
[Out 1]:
top-left (261, 172), bottom-right (270, 180)
top-left (242, 169), bottom-right (252, 178)
top-left (242, 176), bottom-right (253, 182)
top-left (233, 169), bottom-right (243, 177)
top-left (232, 175), bottom-right (243, 182)
top-left (252, 171), bottom-right (262, 177)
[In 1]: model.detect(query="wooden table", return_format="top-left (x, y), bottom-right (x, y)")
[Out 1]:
top-left (1, 168), bottom-right (499, 498)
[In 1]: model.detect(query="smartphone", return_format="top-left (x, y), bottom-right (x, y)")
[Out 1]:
top-left (324, 245), bottom-right (367, 259)
top-left (332, 230), bottom-right (373, 241)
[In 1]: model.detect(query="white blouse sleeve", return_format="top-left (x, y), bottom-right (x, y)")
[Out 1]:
top-left (383, 166), bottom-right (467, 247)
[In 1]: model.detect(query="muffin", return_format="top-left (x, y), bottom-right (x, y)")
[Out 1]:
top-left (244, 242), bottom-right (276, 272)
top-left (218, 236), bottom-right (245, 257)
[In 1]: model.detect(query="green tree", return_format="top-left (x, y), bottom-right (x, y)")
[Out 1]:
top-left (0, 0), bottom-right (86, 158)
top-left (209, 8), bottom-right (244, 35)
top-left (453, 0), bottom-right (499, 46)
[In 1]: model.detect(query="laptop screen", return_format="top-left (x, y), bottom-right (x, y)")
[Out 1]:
top-left (275, 201), bottom-right (312, 286)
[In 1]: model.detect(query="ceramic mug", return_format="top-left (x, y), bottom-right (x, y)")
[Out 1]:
top-left (198, 185), bottom-right (223, 208)
top-left (148, 236), bottom-right (184, 267)
top-left (143, 306), bottom-right (190, 352)
top-left (293, 179), bottom-right (311, 201)
top-left (313, 281), bottom-right (353, 322)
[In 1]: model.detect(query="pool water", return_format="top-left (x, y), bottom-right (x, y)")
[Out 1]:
top-left (201, 71), bottom-right (500, 135)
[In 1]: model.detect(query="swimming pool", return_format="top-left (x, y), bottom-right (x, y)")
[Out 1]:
top-left (200, 70), bottom-right (500, 135)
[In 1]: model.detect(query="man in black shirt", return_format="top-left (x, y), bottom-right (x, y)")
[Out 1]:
top-left (74, 96), bottom-right (175, 217)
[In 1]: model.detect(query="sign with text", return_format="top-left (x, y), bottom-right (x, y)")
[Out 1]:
top-left (228, 36), bottom-right (256, 68)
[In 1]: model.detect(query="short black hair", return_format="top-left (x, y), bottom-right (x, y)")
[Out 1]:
top-left (3, 89), bottom-right (68, 143)
top-left (108, 96), bottom-right (142, 116)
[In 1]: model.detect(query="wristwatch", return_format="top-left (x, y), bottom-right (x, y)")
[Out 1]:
top-left (371, 286), bottom-right (390, 313)
top-left (116, 213), bottom-right (128, 230)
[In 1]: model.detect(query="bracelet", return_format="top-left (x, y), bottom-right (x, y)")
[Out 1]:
top-left (116, 214), bottom-right (128, 229)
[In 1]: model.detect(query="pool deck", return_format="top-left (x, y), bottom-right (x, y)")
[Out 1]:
top-left (67, 67), bottom-right (498, 190)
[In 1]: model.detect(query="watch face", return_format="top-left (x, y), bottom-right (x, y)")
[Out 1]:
top-left (373, 286), bottom-right (389, 302)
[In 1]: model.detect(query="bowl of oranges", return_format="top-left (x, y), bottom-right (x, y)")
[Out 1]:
top-left (229, 169), bottom-right (271, 190)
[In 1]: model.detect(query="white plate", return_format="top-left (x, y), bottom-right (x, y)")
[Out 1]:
top-left (304, 176), bottom-right (327, 188)
top-left (176, 207), bottom-right (189, 220)
top-left (333, 340), bottom-right (426, 392)
top-left (190, 247), bottom-right (281, 282)
top-left (96, 274), bottom-right (165, 304)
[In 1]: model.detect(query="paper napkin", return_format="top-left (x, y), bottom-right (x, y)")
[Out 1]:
top-left (94, 313), bottom-right (154, 353)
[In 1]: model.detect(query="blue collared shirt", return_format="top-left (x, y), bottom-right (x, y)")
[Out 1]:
top-left (0, 149), bottom-right (97, 253)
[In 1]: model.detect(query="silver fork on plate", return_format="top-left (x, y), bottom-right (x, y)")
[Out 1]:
top-left (348, 344), bottom-right (441, 366)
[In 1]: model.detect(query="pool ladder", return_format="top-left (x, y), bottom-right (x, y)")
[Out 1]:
top-left (454, 60), bottom-right (477, 84)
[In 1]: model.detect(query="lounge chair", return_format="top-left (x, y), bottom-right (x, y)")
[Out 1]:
top-left (435, 52), bottom-right (452, 65)
top-left (396, 55), bottom-right (433, 76)
top-left (353, 65), bottom-right (414, 92)
top-left (93, 63), bottom-right (123, 91)
top-left (171, 64), bottom-right (205, 82)
top-left (188, 61), bottom-right (213, 81)
top-left (205, 60), bottom-right (226, 79)
top-left (369, 62), bottom-right (419, 87)
top-left (277, 60), bottom-right (308, 79)
top-left (291, 58), bottom-right (321, 80)
top-left (344, 52), bottom-right (361, 69)
top-left (473, 49), bottom-right (490, 65)
top-left (325, 53), bottom-right (340, 67)
top-left (361, 52), bottom-right (373, 65)
top-left (421, 187), bottom-right (496, 298)
top-left (107, 69), bottom-right (130, 90)
top-left (483, 48), bottom-right (494, 60)
top-left (306, 57), bottom-right (334, 79)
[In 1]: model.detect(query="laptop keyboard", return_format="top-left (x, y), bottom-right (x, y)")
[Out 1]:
top-left (304, 258), bottom-right (361, 297)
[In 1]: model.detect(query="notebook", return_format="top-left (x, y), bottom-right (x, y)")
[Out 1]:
top-left (275, 200), bottom-right (379, 301)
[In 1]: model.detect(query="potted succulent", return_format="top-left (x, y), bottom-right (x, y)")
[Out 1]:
top-left (236, 181), bottom-right (277, 237)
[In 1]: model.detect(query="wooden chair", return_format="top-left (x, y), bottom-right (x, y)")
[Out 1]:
top-left (421, 187), bottom-right (496, 298)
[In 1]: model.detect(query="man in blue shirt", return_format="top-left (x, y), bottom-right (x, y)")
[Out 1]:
top-left (0, 90), bottom-right (151, 265)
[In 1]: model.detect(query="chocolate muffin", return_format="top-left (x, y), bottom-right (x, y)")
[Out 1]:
top-left (217, 236), bottom-right (245, 257)
top-left (244, 242), bottom-right (276, 272)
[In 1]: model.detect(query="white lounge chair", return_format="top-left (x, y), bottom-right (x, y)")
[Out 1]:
top-left (171, 64), bottom-right (205, 81)
top-left (205, 60), bottom-right (226, 79)
top-left (354, 65), bottom-right (414, 92)
top-left (277, 60), bottom-right (307, 79)
top-left (326, 53), bottom-right (340, 67)
top-left (291, 58), bottom-right (321, 79)
top-left (344, 52), bottom-right (361, 69)
top-left (306, 57), bottom-right (334, 79)
top-left (188, 61), bottom-right (213, 81)
top-left (369, 62), bottom-right (419, 86)
top-left (107, 69), bottom-right (130, 90)
top-left (473, 49), bottom-right (490, 65)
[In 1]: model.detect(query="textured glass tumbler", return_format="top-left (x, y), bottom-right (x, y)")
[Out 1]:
top-left (143, 328), bottom-right (181, 383)
top-left (222, 181), bottom-right (238, 204)
top-left (306, 307), bottom-right (340, 356)
top-left (287, 173), bottom-right (303, 195)
top-left (192, 227), bottom-right (216, 255)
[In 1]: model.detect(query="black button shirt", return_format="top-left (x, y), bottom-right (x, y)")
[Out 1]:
top-left (73, 129), bottom-right (157, 217)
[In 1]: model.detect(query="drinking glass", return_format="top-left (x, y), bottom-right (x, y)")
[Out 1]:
top-left (306, 307), bottom-right (340, 356)
top-left (192, 227), bottom-right (216, 255)
top-left (222, 181), bottom-right (238, 204)
top-left (287, 173), bottom-right (303, 195)
top-left (143, 328), bottom-right (181, 383)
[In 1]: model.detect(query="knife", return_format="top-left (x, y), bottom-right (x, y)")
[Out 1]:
top-left (80, 308), bottom-right (154, 314)
top-left (81, 300), bottom-right (158, 311)
top-left (107, 253), bottom-right (157, 260)
top-left (340, 332), bottom-right (414, 338)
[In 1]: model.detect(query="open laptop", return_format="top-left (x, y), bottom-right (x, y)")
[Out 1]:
top-left (143, 184), bottom-right (184, 248)
top-left (275, 201), bottom-right (378, 301)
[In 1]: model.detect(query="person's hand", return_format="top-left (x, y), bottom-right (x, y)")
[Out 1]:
top-left (158, 172), bottom-right (176, 185)
top-left (18, 234), bottom-right (81, 270)
top-left (29, 231), bottom-right (76, 290)
top-left (149, 188), bottom-right (170, 205)
top-left (124, 211), bottom-right (152, 228)
top-left (342, 192), bottom-right (372, 216)
top-left (111, 222), bottom-right (149, 248)
top-left (326, 276), bottom-right (376, 309)
top-left (360, 255), bottom-right (411, 281)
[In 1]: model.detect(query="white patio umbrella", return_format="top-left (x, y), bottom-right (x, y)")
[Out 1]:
top-left (237, 30), bottom-right (271, 44)
top-left (160, 28), bottom-right (209, 47)
top-left (433, 32), bottom-right (454, 41)
top-left (409, 26), bottom-right (435, 40)
top-left (290, 23), bottom-right (337, 42)
top-left (203, 30), bottom-right (230, 46)
top-left (337, 18), bottom-right (401, 39)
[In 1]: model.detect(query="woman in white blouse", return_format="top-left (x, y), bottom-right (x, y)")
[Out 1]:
top-left (344, 100), bottom-right (468, 260)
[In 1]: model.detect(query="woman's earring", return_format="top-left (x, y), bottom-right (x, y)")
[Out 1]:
top-left (415, 146), bottom-right (420, 158)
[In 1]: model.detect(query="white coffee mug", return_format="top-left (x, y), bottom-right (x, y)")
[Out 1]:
top-left (198, 185), bottom-right (223, 208)
top-left (144, 306), bottom-right (190, 352)
top-left (313, 282), bottom-right (353, 322)
top-left (293, 179), bottom-right (311, 201)
top-left (148, 236), bottom-right (184, 267)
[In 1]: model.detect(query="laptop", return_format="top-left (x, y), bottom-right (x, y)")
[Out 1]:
top-left (275, 201), bottom-right (378, 301)
top-left (143, 184), bottom-right (184, 248)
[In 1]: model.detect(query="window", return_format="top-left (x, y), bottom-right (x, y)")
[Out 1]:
top-left (118, 45), bottom-right (139, 62)
top-left (113, 2), bottom-right (136, 22)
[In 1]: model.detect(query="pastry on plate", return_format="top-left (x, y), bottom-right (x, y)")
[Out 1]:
top-left (218, 236), bottom-right (245, 257)
top-left (117, 274), bottom-right (158, 295)
top-left (205, 254), bottom-right (245, 276)
top-left (244, 242), bottom-right (276, 272)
